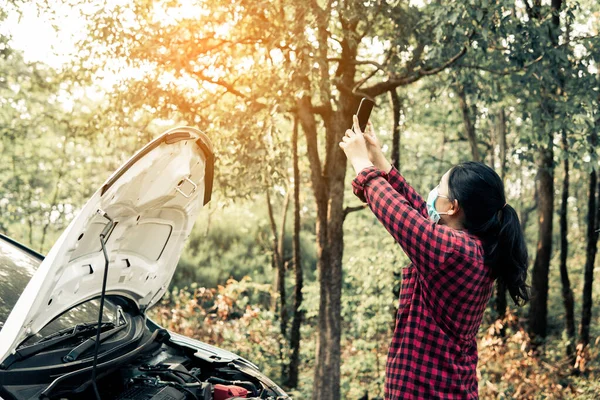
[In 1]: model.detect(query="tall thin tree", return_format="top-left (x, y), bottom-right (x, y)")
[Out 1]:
top-left (286, 117), bottom-right (304, 388)
top-left (527, 0), bottom-right (562, 341)
top-left (559, 127), bottom-right (576, 360)
top-left (576, 69), bottom-right (600, 371)
top-left (495, 107), bottom-right (508, 325)
top-left (389, 89), bottom-right (403, 170)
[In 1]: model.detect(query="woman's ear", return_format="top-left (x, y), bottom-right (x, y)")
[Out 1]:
top-left (447, 199), bottom-right (460, 216)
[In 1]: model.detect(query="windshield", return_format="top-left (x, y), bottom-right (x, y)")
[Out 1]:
top-left (0, 237), bottom-right (41, 326)
top-left (0, 237), bottom-right (117, 344)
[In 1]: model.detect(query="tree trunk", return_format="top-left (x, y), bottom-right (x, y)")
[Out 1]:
top-left (576, 167), bottom-right (599, 371)
top-left (312, 198), bottom-right (335, 398)
top-left (551, 2), bottom-right (576, 360)
top-left (297, 94), bottom-right (354, 399)
top-left (278, 190), bottom-right (290, 339)
top-left (389, 89), bottom-right (402, 170)
top-left (296, 93), bottom-right (340, 400)
top-left (28, 216), bottom-right (34, 248)
top-left (321, 119), bottom-right (346, 400)
top-left (286, 117), bottom-right (304, 389)
top-left (495, 108), bottom-right (508, 321)
top-left (497, 108), bottom-right (507, 182)
top-left (527, 0), bottom-right (561, 343)
top-left (528, 143), bottom-right (554, 341)
top-left (266, 187), bottom-right (290, 378)
top-left (577, 182), bottom-right (586, 238)
top-left (456, 84), bottom-right (480, 162)
top-left (488, 118), bottom-right (495, 168)
top-left (267, 190), bottom-right (289, 305)
top-left (576, 71), bottom-right (600, 371)
top-left (559, 128), bottom-right (576, 360)
top-left (266, 190), bottom-right (282, 313)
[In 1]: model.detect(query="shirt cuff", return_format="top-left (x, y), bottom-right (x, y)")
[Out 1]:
top-left (352, 166), bottom-right (388, 203)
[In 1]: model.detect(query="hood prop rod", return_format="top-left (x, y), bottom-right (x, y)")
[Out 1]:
top-left (90, 209), bottom-right (115, 400)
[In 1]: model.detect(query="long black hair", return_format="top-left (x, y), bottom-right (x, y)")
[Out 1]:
top-left (447, 161), bottom-right (529, 306)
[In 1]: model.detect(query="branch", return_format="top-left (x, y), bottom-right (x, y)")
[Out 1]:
top-left (456, 53), bottom-right (541, 76)
top-left (352, 51), bottom-right (395, 92)
top-left (456, 34), bottom-right (598, 76)
top-left (195, 71), bottom-right (250, 100)
top-left (327, 58), bottom-right (387, 70)
top-left (360, 46), bottom-right (467, 98)
top-left (343, 204), bottom-right (368, 220)
top-left (455, 63), bottom-right (515, 76)
top-left (445, 137), bottom-right (468, 143)
top-left (447, 137), bottom-right (492, 150)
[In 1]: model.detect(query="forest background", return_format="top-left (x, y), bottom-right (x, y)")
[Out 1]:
top-left (1, 0), bottom-right (600, 398)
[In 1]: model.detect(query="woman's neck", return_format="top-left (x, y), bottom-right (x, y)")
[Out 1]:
top-left (442, 218), bottom-right (465, 231)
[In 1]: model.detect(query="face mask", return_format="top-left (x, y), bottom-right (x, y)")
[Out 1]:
top-left (426, 186), bottom-right (450, 223)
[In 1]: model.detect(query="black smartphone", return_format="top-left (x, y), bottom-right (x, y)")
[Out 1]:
top-left (355, 98), bottom-right (375, 132)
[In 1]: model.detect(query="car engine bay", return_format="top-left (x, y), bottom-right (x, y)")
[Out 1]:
top-left (0, 314), bottom-right (287, 400)
top-left (92, 358), bottom-right (277, 400)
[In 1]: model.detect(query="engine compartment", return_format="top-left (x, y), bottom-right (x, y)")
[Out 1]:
top-left (0, 323), bottom-right (286, 400)
top-left (92, 338), bottom-right (281, 400)
top-left (94, 359), bottom-right (270, 400)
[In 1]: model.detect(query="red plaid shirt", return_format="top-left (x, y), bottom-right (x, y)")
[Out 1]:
top-left (352, 166), bottom-right (495, 399)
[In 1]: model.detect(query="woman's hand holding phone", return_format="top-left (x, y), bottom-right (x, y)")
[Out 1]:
top-left (351, 98), bottom-right (392, 173)
top-left (339, 115), bottom-right (374, 175)
top-left (363, 121), bottom-right (393, 173)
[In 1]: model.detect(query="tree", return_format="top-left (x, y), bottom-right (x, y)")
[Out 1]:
top-left (522, 0), bottom-right (562, 342)
top-left (576, 68), bottom-right (600, 372)
top-left (559, 125), bottom-right (576, 360)
top-left (389, 88), bottom-right (403, 170)
top-left (286, 117), bottom-right (304, 388)
top-left (454, 80), bottom-right (481, 162)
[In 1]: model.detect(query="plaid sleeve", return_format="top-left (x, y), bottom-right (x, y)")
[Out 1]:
top-left (387, 166), bottom-right (428, 219)
top-left (352, 167), bottom-right (389, 202)
top-left (353, 166), bottom-right (456, 275)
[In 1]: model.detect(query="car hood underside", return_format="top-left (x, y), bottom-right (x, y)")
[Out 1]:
top-left (0, 127), bottom-right (214, 364)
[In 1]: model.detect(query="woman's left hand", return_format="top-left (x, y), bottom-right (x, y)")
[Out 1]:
top-left (339, 115), bottom-right (374, 174)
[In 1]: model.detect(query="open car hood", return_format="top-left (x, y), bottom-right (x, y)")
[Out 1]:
top-left (0, 127), bottom-right (214, 364)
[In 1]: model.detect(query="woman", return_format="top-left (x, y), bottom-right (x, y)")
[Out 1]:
top-left (339, 116), bottom-right (529, 399)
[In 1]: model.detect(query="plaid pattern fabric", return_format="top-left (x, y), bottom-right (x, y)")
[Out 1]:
top-left (352, 166), bottom-right (495, 399)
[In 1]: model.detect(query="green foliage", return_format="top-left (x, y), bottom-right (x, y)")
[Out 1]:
top-left (171, 198), bottom-right (317, 292)
top-left (0, 48), bottom-right (105, 251)
top-left (478, 313), bottom-right (600, 399)
top-left (149, 277), bottom-right (284, 379)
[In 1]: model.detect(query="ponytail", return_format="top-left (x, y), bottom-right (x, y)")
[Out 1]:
top-left (493, 204), bottom-right (529, 306)
top-left (448, 162), bottom-right (530, 306)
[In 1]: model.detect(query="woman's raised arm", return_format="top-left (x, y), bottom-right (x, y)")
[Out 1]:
top-left (352, 166), bottom-right (456, 276)
top-left (385, 166), bottom-right (428, 219)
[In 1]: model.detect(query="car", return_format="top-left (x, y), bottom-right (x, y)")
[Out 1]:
top-left (0, 127), bottom-right (289, 400)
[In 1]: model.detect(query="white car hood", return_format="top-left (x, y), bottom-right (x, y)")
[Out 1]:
top-left (0, 127), bottom-right (214, 364)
